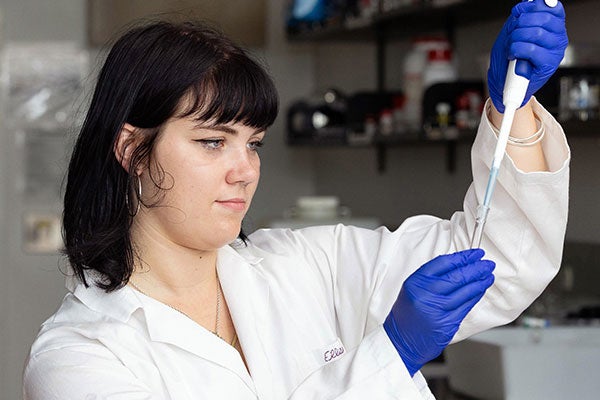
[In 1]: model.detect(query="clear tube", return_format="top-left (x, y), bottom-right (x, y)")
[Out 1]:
top-left (470, 204), bottom-right (490, 248)
top-left (470, 166), bottom-right (499, 249)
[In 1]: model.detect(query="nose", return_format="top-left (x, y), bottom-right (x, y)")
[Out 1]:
top-left (225, 148), bottom-right (259, 186)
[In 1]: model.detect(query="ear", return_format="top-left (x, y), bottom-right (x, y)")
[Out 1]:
top-left (114, 123), bottom-right (141, 175)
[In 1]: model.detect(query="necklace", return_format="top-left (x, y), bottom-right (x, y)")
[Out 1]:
top-left (128, 276), bottom-right (237, 346)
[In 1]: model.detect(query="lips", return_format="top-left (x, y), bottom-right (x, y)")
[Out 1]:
top-left (215, 198), bottom-right (247, 212)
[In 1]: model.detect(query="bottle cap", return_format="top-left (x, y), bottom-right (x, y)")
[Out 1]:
top-left (428, 48), bottom-right (452, 62)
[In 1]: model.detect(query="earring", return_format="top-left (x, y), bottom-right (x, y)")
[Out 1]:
top-left (126, 175), bottom-right (142, 217)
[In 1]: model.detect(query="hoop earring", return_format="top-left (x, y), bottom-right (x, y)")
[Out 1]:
top-left (126, 175), bottom-right (142, 217)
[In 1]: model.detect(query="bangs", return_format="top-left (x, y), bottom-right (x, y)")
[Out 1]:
top-left (177, 53), bottom-right (279, 130)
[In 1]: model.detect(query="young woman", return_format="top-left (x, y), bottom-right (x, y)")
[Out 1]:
top-left (24, 1), bottom-right (569, 398)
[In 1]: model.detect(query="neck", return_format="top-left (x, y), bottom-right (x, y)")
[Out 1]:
top-left (129, 220), bottom-right (220, 299)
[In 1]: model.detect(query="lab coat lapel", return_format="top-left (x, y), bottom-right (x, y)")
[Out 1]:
top-left (70, 272), bottom-right (257, 392)
top-left (141, 285), bottom-right (256, 393)
top-left (217, 245), bottom-right (274, 400)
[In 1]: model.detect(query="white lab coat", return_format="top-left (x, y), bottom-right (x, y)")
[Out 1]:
top-left (23, 99), bottom-right (570, 400)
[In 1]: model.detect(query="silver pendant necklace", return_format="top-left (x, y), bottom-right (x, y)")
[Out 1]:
top-left (129, 276), bottom-right (222, 338)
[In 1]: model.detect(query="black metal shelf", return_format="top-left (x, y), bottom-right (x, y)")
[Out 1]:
top-left (287, 1), bottom-right (507, 42)
top-left (289, 129), bottom-right (475, 173)
top-left (287, 0), bottom-right (593, 43)
top-left (287, 127), bottom-right (476, 146)
top-left (288, 119), bottom-right (600, 172)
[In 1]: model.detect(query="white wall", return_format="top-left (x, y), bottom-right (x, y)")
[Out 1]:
top-left (0, 2), bottom-right (87, 399)
top-left (0, 1), bottom-right (316, 399)
top-left (0, 0), bottom-right (87, 44)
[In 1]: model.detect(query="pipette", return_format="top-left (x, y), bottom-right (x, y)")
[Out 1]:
top-left (470, 0), bottom-right (558, 248)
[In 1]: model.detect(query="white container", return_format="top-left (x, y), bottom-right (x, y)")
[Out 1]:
top-left (270, 196), bottom-right (382, 229)
top-left (294, 196), bottom-right (343, 220)
top-left (422, 48), bottom-right (457, 90)
top-left (402, 37), bottom-right (450, 131)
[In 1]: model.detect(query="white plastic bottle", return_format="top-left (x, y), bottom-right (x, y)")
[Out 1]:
top-left (402, 37), bottom-right (450, 131)
top-left (422, 48), bottom-right (457, 91)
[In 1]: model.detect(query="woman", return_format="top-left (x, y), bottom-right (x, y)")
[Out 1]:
top-left (24, 1), bottom-right (569, 398)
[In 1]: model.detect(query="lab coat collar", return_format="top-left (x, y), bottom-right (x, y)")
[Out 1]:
top-left (67, 271), bottom-right (140, 323)
top-left (66, 244), bottom-right (270, 396)
top-left (65, 244), bottom-right (263, 323)
top-left (140, 244), bottom-right (270, 393)
top-left (217, 244), bottom-right (274, 400)
top-left (140, 284), bottom-right (257, 392)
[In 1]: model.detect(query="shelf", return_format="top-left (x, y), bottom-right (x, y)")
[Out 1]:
top-left (288, 118), bottom-right (600, 147)
top-left (289, 129), bottom-right (476, 173)
top-left (288, 118), bottom-right (600, 173)
top-left (287, 0), bottom-right (511, 42)
top-left (288, 128), bottom-right (476, 147)
top-left (287, 0), bottom-right (594, 43)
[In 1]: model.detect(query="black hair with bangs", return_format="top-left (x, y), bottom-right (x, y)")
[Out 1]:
top-left (63, 20), bottom-right (279, 292)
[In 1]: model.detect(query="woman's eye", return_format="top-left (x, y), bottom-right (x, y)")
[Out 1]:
top-left (248, 140), bottom-right (264, 151)
top-left (195, 139), bottom-right (224, 150)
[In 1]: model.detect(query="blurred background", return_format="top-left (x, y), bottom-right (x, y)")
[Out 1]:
top-left (0, 1), bottom-right (598, 399)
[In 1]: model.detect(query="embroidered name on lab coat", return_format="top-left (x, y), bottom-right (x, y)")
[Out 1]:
top-left (314, 338), bottom-right (346, 365)
top-left (324, 346), bottom-right (345, 362)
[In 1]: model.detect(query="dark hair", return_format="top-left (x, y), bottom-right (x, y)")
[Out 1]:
top-left (63, 20), bottom-right (279, 292)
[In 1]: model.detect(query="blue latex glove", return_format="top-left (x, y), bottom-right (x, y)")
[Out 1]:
top-left (488, 0), bottom-right (568, 112)
top-left (383, 249), bottom-right (495, 376)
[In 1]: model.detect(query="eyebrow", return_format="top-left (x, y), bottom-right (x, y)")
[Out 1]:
top-left (193, 124), bottom-right (264, 136)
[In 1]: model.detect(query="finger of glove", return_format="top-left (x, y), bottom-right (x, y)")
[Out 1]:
top-left (492, 14), bottom-right (518, 48)
top-left (418, 248), bottom-right (485, 277)
top-left (404, 270), bottom-right (494, 314)
top-left (513, 12), bottom-right (566, 35)
top-left (487, 68), bottom-right (507, 112)
top-left (509, 27), bottom-right (566, 53)
top-left (512, 0), bottom-right (565, 19)
top-left (438, 274), bottom-right (494, 311)
top-left (410, 259), bottom-right (495, 298)
top-left (509, 42), bottom-right (564, 73)
top-left (423, 285), bottom-right (492, 348)
top-left (488, 13), bottom-right (518, 104)
top-left (435, 260), bottom-right (496, 294)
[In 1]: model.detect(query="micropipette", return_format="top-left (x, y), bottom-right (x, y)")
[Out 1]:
top-left (470, 0), bottom-right (558, 248)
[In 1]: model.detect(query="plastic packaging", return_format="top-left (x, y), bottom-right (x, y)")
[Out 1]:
top-left (290, 0), bottom-right (327, 22)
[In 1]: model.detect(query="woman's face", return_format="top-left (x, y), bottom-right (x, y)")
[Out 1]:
top-left (135, 115), bottom-right (264, 252)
